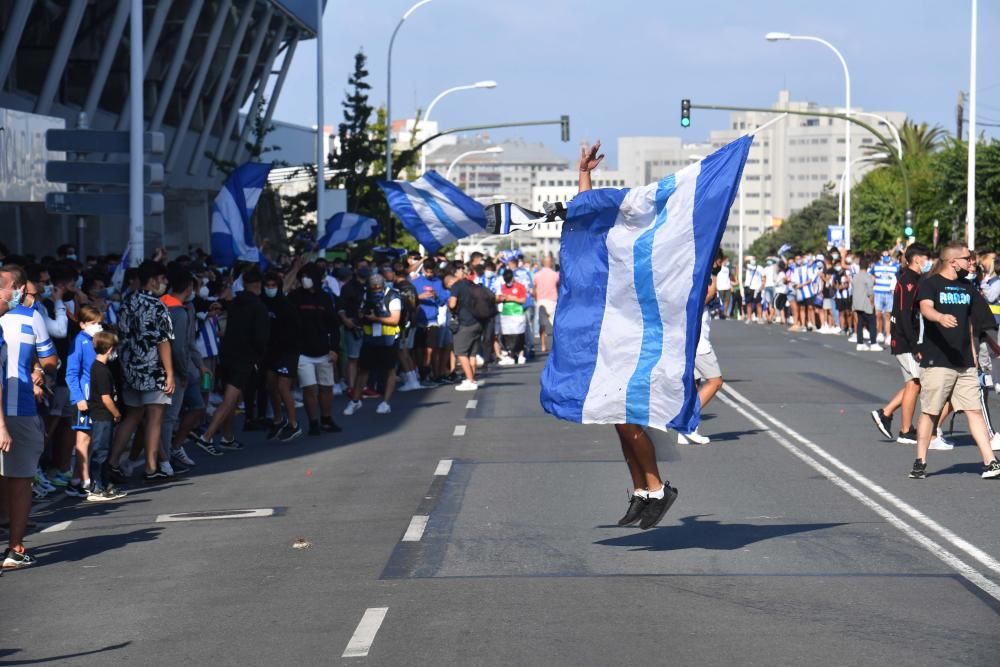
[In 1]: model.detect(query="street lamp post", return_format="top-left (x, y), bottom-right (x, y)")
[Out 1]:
top-left (967, 0), bottom-right (978, 247)
top-left (420, 81), bottom-right (497, 173)
top-left (766, 32), bottom-right (852, 248)
top-left (445, 146), bottom-right (503, 181)
top-left (838, 156), bottom-right (873, 229)
top-left (386, 0), bottom-right (433, 184)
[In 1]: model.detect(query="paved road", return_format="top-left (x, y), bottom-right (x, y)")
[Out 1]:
top-left (4, 321), bottom-right (999, 665)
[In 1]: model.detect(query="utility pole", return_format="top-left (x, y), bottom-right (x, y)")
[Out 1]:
top-left (957, 91), bottom-right (964, 141)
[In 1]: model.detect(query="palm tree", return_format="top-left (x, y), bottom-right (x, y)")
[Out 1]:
top-left (864, 120), bottom-right (946, 165)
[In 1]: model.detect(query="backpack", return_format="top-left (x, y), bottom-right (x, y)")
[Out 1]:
top-left (468, 283), bottom-right (497, 323)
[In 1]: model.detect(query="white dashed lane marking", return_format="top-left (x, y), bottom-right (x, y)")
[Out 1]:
top-left (342, 607), bottom-right (389, 658)
top-left (453, 425), bottom-right (466, 437)
top-left (434, 459), bottom-right (453, 476)
top-left (402, 515), bottom-right (429, 542)
top-left (466, 399), bottom-right (478, 409)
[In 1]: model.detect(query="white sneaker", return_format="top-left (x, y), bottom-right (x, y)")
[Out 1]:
top-left (455, 380), bottom-right (478, 392)
top-left (677, 430), bottom-right (710, 445)
top-left (171, 446), bottom-right (196, 467)
top-left (159, 460), bottom-right (175, 477)
top-left (398, 379), bottom-right (422, 392)
top-left (376, 401), bottom-right (391, 415)
top-left (517, 354), bottom-right (526, 365)
top-left (498, 356), bottom-right (515, 366)
top-left (876, 332), bottom-right (885, 344)
top-left (868, 343), bottom-right (884, 352)
top-left (991, 432), bottom-right (1000, 451)
top-left (856, 343), bottom-right (869, 351)
top-left (929, 436), bottom-right (954, 451)
top-left (343, 400), bottom-right (362, 416)
top-left (475, 355), bottom-right (485, 367)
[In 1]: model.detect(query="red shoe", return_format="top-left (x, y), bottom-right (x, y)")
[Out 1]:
top-left (362, 388), bottom-right (380, 399)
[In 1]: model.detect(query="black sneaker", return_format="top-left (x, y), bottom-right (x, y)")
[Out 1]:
top-left (279, 424), bottom-right (304, 442)
top-left (266, 419), bottom-right (288, 440)
top-left (871, 409), bottom-right (893, 439)
top-left (106, 463), bottom-right (128, 485)
top-left (143, 470), bottom-right (172, 484)
top-left (65, 481), bottom-right (90, 498)
top-left (321, 417), bottom-right (342, 433)
top-left (217, 437), bottom-right (244, 451)
top-left (87, 484), bottom-right (127, 501)
top-left (982, 460), bottom-right (1000, 479)
top-left (2, 548), bottom-right (36, 570)
top-left (908, 459), bottom-right (928, 479)
top-left (308, 420), bottom-right (322, 436)
top-left (190, 433), bottom-right (223, 457)
top-left (617, 493), bottom-right (649, 527)
top-left (896, 430), bottom-right (917, 445)
top-left (638, 482), bottom-right (679, 530)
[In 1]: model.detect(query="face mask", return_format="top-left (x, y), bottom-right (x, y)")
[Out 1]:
top-left (66, 254), bottom-right (77, 261)
top-left (7, 288), bottom-right (23, 309)
top-left (153, 282), bottom-right (167, 297)
top-left (957, 268), bottom-right (970, 280)
top-left (41, 284), bottom-right (53, 300)
top-left (83, 323), bottom-right (103, 336)
top-left (921, 259), bottom-right (933, 273)
top-left (882, 254), bottom-right (890, 262)
top-left (301, 277), bottom-right (314, 290)
top-left (264, 287), bottom-right (278, 298)
top-left (831, 253), bottom-right (840, 260)
top-left (199, 286), bottom-right (210, 299)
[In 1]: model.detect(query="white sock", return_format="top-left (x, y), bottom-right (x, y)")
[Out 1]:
top-left (633, 489), bottom-right (649, 499)
top-left (648, 486), bottom-right (665, 499)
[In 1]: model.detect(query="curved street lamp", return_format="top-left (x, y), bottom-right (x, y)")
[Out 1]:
top-left (446, 146), bottom-right (503, 181)
top-left (420, 80), bottom-right (498, 173)
top-left (766, 32), bottom-right (852, 248)
top-left (386, 0), bottom-right (434, 183)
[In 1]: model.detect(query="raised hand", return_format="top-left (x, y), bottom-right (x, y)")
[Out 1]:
top-left (578, 140), bottom-right (605, 173)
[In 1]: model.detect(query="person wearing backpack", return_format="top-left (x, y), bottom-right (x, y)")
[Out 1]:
top-left (447, 264), bottom-right (486, 392)
top-left (343, 273), bottom-right (402, 415)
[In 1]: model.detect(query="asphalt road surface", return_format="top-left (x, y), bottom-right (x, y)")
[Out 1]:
top-left (3, 321), bottom-right (999, 666)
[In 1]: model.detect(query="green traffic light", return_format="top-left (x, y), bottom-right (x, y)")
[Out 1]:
top-left (904, 226), bottom-right (913, 236)
top-left (681, 118), bottom-right (690, 128)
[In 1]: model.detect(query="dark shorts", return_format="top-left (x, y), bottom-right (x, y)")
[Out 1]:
top-left (835, 298), bottom-right (851, 312)
top-left (796, 297), bottom-right (810, 306)
top-left (360, 343), bottom-right (399, 373)
top-left (774, 294), bottom-right (788, 311)
top-left (267, 353), bottom-right (298, 378)
top-left (745, 289), bottom-right (759, 304)
top-left (454, 322), bottom-right (484, 358)
top-left (219, 362), bottom-right (251, 391)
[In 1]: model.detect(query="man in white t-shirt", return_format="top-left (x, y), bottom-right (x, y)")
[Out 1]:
top-left (743, 257), bottom-right (765, 323)
top-left (716, 259), bottom-right (732, 319)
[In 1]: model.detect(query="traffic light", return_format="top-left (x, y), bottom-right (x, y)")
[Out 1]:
top-left (681, 99), bottom-right (691, 128)
top-left (904, 209), bottom-right (914, 237)
top-left (560, 115), bottom-right (570, 142)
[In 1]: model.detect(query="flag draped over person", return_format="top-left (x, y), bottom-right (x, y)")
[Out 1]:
top-left (378, 171), bottom-right (486, 253)
top-left (317, 212), bottom-right (380, 249)
top-left (540, 136), bottom-right (751, 434)
top-left (210, 162), bottom-right (272, 267)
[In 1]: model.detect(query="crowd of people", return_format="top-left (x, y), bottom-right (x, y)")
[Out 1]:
top-left (709, 240), bottom-right (1000, 479)
top-left (0, 241), bottom-right (559, 570)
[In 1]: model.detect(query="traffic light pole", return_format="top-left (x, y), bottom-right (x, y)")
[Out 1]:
top-left (689, 103), bottom-right (912, 229)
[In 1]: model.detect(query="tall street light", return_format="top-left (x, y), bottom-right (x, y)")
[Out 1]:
top-left (967, 0), bottom-right (978, 247)
top-left (386, 0), bottom-right (434, 185)
top-left (446, 146), bottom-right (503, 181)
top-left (420, 80), bottom-right (498, 173)
top-left (766, 32), bottom-right (852, 248)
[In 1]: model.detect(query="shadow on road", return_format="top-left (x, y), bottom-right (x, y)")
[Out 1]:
top-left (594, 515), bottom-right (847, 552)
top-left (26, 528), bottom-right (163, 566)
top-left (931, 461), bottom-right (988, 477)
top-left (0, 642), bottom-right (130, 665)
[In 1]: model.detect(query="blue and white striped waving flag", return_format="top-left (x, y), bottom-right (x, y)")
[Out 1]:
top-left (378, 171), bottom-right (486, 253)
top-left (210, 162), bottom-right (272, 267)
top-left (110, 246), bottom-right (129, 293)
top-left (317, 213), bottom-right (380, 249)
top-left (540, 136), bottom-right (751, 434)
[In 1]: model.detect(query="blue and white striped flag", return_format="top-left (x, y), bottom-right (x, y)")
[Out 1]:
top-left (540, 135), bottom-right (751, 434)
top-left (378, 171), bottom-right (486, 253)
top-left (110, 246), bottom-right (129, 293)
top-left (317, 213), bottom-right (380, 249)
top-left (210, 162), bottom-right (272, 267)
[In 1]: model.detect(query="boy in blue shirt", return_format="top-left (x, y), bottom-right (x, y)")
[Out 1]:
top-left (65, 305), bottom-right (103, 497)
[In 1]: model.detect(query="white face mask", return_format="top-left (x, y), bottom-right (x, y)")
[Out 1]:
top-left (301, 277), bottom-right (314, 290)
top-left (921, 259), bottom-right (933, 274)
top-left (264, 287), bottom-right (279, 298)
top-left (198, 286), bottom-right (210, 299)
top-left (7, 288), bottom-right (23, 309)
top-left (83, 323), bottom-right (103, 336)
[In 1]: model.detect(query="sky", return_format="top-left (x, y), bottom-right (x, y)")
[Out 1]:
top-left (270, 0), bottom-right (1000, 168)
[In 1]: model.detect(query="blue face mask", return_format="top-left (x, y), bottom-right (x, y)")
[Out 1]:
top-left (921, 259), bottom-right (933, 274)
top-left (41, 284), bottom-right (53, 300)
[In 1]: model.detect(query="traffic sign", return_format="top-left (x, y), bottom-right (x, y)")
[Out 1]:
top-left (45, 130), bottom-right (164, 154)
top-left (46, 161), bottom-right (164, 186)
top-left (45, 191), bottom-right (164, 216)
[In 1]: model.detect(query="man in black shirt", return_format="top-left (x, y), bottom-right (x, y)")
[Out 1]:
top-left (447, 264), bottom-right (481, 391)
top-left (910, 241), bottom-right (1000, 479)
top-left (871, 243), bottom-right (932, 444)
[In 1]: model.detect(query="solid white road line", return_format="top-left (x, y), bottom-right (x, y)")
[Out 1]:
top-left (434, 459), bottom-right (453, 476)
top-left (342, 607), bottom-right (389, 658)
top-left (402, 515), bottom-right (429, 542)
top-left (453, 425), bottom-right (466, 437)
top-left (155, 508), bottom-right (275, 523)
top-left (466, 399), bottom-right (478, 410)
top-left (877, 360), bottom-right (890, 366)
top-left (718, 386), bottom-right (1000, 602)
top-left (41, 520), bottom-right (72, 533)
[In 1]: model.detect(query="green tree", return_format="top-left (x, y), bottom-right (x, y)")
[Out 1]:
top-left (864, 119), bottom-right (946, 165)
top-left (748, 187), bottom-right (838, 258)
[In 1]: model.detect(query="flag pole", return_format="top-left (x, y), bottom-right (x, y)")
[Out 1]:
top-left (315, 0), bottom-right (326, 244)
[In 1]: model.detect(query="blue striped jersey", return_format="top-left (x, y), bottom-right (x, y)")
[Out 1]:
top-left (0, 305), bottom-right (56, 417)
top-left (793, 264), bottom-right (815, 300)
top-left (194, 315), bottom-right (221, 359)
top-left (871, 259), bottom-right (899, 294)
